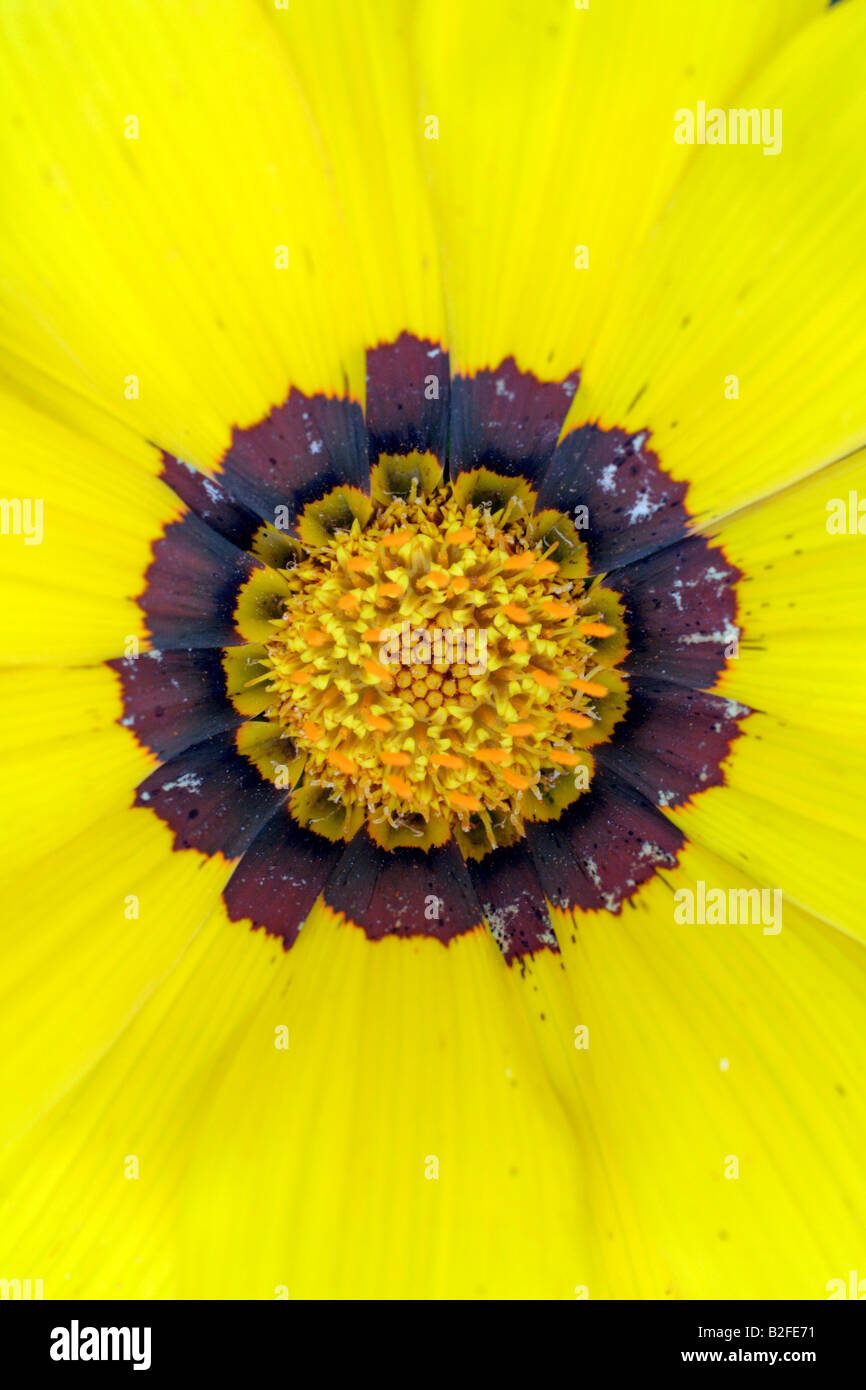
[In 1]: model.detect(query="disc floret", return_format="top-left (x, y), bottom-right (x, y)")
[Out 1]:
top-left (260, 485), bottom-right (624, 851)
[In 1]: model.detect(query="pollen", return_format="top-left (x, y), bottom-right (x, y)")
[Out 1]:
top-left (260, 482), bottom-right (627, 852)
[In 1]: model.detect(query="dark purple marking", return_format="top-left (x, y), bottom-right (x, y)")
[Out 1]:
top-left (449, 358), bottom-right (579, 484)
top-left (535, 425), bottom-right (688, 573)
top-left (366, 333), bottom-right (450, 463)
top-left (223, 809), bottom-right (344, 948)
top-left (611, 537), bottom-right (742, 689)
top-left (108, 648), bottom-right (241, 762)
top-left (135, 730), bottom-right (284, 858)
top-left (527, 768), bottom-right (684, 915)
top-left (597, 680), bottom-right (750, 811)
top-left (467, 843), bottom-right (558, 962)
top-left (114, 337), bottom-right (751, 959)
top-left (141, 511), bottom-right (260, 651)
top-left (323, 830), bottom-right (482, 943)
top-left (160, 453), bottom-right (263, 553)
top-left (216, 389), bottom-right (367, 532)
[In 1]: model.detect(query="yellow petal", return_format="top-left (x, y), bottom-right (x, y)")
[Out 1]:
top-left (180, 904), bottom-right (591, 1298)
top-left (516, 846), bottom-right (866, 1297)
top-left (0, 810), bottom-right (230, 1148)
top-left (0, 0), bottom-right (442, 465)
top-left (671, 448), bottom-right (866, 942)
top-left (576, 0), bottom-right (866, 518)
top-left (0, 384), bottom-right (175, 663)
top-left (415, 0), bottom-right (823, 378)
top-left (0, 903), bottom-right (596, 1298)
top-left (712, 446), bottom-right (866, 738)
top-left (0, 665), bottom-right (153, 878)
top-left (0, 903), bottom-right (281, 1297)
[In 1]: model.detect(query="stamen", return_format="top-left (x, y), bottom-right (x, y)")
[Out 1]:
top-left (501, 769), bottom-right (532, 791)
top-left (502, 552), bottom-right (535, 572)
top-left (540, 600), bottom-right (575, 619)
top-left (502, 602), bottom-right (530, 623)
top-left (527, 666), bottom-right (559, 691)
top-left (556, 710), bottom-right (593, 729)
top-left (549, 749), bottom-right (583, 767)
top-left (381, 750), bottom-right (412, 767)
top-left (571, 677), bottom-right (608, 697)
top-left (387, 774), bottom-right (414, 798)
top-left (328, 750), bottom-right (357, 775)
top-left (261, 483), bottom-right (625, 848)
top-left (431, 753), bottom-right (465, 770)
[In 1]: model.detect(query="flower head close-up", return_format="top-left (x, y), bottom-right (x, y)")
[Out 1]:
top-left (1, 0), bottom-right (865, 1311)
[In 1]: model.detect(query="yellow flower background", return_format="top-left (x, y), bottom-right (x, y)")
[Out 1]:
top-left (1, 0), bottom-right (865, 1299)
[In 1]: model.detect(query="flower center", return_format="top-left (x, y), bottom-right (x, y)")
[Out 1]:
top-left (260, 482), bottom-right (627, 853)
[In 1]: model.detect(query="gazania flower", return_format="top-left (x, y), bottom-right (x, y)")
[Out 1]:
top-left (1, 0), bottom-right (864, 1301)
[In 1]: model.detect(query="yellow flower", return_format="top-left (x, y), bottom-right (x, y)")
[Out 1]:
top-left (1, 0), bottom-right (865, 1300)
